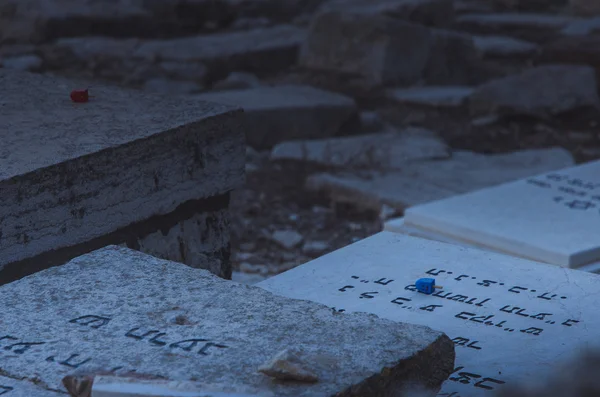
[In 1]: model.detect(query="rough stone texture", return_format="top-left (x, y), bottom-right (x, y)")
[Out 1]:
top-left (456, 13), bottom-right (577, 42)
top-left (132, 25), bottom-right (306, 81)
top-left (469, 64), bottom-right (600, 118)
top-left (194, 85), bottom-right (358, 149)
top-left (561, 16), bottom-right (600, 36)
top-left (0, 0), bottom-right (236, 44)
top-left (538, 36), bottom-right (600, 77)
top-left (306, 148), bottom-right (575, 211)
top-left (0, 70), bottom-right (244, 278)
top-left (299, 10), bottom-right (479, 88)
top-left (386, 86), bottom-right (474, 108)
top-left (570, 0), bottom-right (600, 16)
top-left (270, 128), bottom-right (450, 169)
top-left (0, 246), bottom-right (455, 396)
top-left (129, 208), bottom-right (232, 279)
top-left (472, 35), bottom-right (539, 57)
top-left (0, 375), bottom-right (64, 397)
top-left (319, 0), bottom-right (456, 28)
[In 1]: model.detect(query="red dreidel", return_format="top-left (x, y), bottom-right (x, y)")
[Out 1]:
top-left (70, 88), bottom-right (93, 103)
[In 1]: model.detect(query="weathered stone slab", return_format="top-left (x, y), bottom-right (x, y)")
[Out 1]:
top-left (270, 127), bottom-right (449, 169)
top-left (387, 86), bottom-right (474, 108)
top-left (0, 70), bottom-right (244, 282)
top-left (306, 148), bottom-right (574, 211)
top-left (538, 36), bottom-right (600, 76)
top-left (561, 16), bottom-right (600, 35)
top-left (570, 0), bottom-right (600, 16)
top-left (319, 0), bottom-right (456, 28)
top-left (456, 13), bottom-right (577, 41)
top-left (194, 85), bottom-right (357, 149)
top-left (133, 25), bottom-right (306, 81)
top-left (472, 34), bottom-right (539, 58)
top-left (259, 231), bottom-right (600, 396)
top-left (0, 246), bottom-right (455, 396)
top-left (0, 0), bottom-right (235, 44)
top-left (469, 64), bottom-right (600, 118)
top-left (0, 375), bottom-right (63, 397)
top-left (403, 159), bottom-right (600, 268)
top-left (299, 10), bottom-right (479, 87)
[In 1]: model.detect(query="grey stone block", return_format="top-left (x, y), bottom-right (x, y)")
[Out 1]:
top-left (0, 70), bottom-right (245, 282)
top-left (0, 246), bottom-right (455, 396)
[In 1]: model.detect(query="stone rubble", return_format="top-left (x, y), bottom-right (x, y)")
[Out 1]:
top-left (3, 3), bottom-right (600, 385)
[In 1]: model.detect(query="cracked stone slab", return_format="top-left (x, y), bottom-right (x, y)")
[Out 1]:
top-left (258, 231), bottom-right (600, 396)
top-left (0, 246), bottom-right (455, 396)
top-left (0, 70), bottom-right (244, 278)
top-left (270, 127), bottom-right (450, 169)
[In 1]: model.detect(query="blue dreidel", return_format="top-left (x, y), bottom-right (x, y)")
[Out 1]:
top-left (415, 278), bottom-right (443, 295)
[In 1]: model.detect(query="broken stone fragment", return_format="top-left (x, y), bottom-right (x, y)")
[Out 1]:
top-left (194, 85), bottom-right (357, 149)
top-left (270, 128), bottom-right (450, 170)
top-left (258, 348), bottom-right (319, 383)
top-left (469, 64), bottom-right (600, 118)
top-left (300, 10), bottom-right (478, 88)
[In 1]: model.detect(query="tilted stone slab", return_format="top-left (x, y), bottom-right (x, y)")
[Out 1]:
top-left (0, 70), bottom-right (245, 282)
top-left (259, 232), bottom-right (600, 396)
top-left (0, 246), bottom-right (455, 396)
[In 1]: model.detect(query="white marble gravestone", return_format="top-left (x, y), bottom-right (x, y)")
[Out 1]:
top-left (384, 217), bottom-right (600, 274)
top-left (259, 232), bottom-right (600, 397)
top-left (396, 160), bottom-right (600, 268)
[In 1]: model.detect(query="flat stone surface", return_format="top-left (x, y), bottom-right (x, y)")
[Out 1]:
top-left (319, 0), bottom-right (456, 27)
top-left (194, 85), bottom-right (357, 149)
top-left (0, 246), bottom-right (455, 396)
top-left (384, 217), bottom-right (600, 274)
top-left (270, 127), bottom-right (449, 168)
top-left (387, 86), bottom-right (474, 108)
top-left (457, 12), bottom-right (576, 30)
top-left (133, 25), bottom-right (306, 79)
top-left (0, 375), bottom-right (64, 397)
top-left (306, 148), bottom-right (574, 211)
top-left (472, 35), bottom-right (539, 57)
top-left (259, 231), bottom-right (600, 396)
top-left (469, 64), bottom-right (600, 118)
top-left (561, 16), bottom-right (600, 35)
top-left (0, 70), bottom-right (244, 272)
top-left (300, 10), bottom-right (479, 87)
top-left (404, 160), bottom-right (600, 268)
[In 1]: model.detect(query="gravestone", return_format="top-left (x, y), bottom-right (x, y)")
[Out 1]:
top-left (0, 246), bottom-right (455, 396)
top-left (0, 70), bottom-right (245, 284)
top-left (259, 232), bottom-right (600, 396)
top-left (399, 160), bottom-right (600, 268)
top-left (384, 217), bottom-right (600, 274)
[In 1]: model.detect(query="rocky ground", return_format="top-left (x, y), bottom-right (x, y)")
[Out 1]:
top-left (3, 0), bottom-right (600, 286)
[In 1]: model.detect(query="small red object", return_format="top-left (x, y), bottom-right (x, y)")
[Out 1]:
top-left (70, 88), bottom-right (90, 103)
